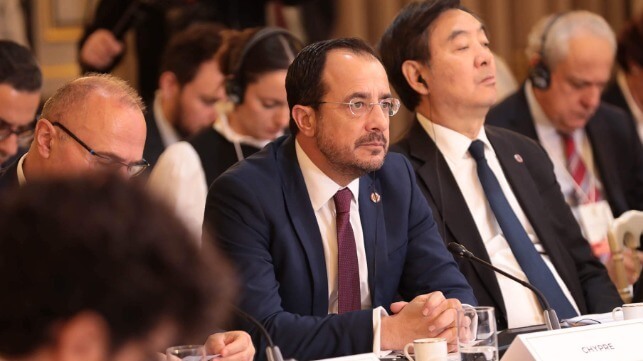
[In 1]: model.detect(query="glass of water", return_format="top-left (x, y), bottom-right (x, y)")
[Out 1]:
top-left (456, 306), bottom-right (498, 361)
top-left (166, 345), bottom-right (209, 361)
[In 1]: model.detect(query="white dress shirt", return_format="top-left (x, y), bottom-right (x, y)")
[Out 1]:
top-left (417, 113), bottom-right (580, 328)
top-left (616, 70), bottom-right (643, 143)
top-left (295, 140), bottom-right (386, 353)
top-left (152, 92), bottom-right (181, 148)
top-left (147, 114), bottom-right (272, 240)
top-left (16, 153), bottom-right (26, 186)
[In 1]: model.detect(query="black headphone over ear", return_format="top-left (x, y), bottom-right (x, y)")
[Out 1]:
top-left (225, 27), bottom-right (293, 104)
top-left (529, 13), bottom-right (566, 90)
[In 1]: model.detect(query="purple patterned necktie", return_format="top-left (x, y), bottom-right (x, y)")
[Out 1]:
top-left (334, 188), bottom-right (361, 314)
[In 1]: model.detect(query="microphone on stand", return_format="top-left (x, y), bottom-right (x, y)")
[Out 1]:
top-left (447, 242), bottom-right (561, 330)
top-left (233, 306), bottom-right (293, 361)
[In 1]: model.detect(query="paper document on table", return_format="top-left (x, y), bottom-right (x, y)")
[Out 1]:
top-left (560, 312), bottom-right (615, 327)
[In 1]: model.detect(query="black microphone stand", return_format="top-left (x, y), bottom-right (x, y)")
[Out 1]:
top-left (234, 307), bottom-right (295, 361)
top-left (447, 242), bottom-right (561, 330)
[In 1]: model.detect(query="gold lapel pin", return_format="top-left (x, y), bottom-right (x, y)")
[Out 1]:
top-left (371, 191), bottom-right (381, 203)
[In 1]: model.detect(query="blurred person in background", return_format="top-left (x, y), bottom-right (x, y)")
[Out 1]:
top-left (0, 0), bottom-right (28, 47)
top-left (78, 0), bottom-right (334, 104)
top-left (142, 23), bottom-right (227, 168)
top-left (148, 26), bottom-right (302, 237)
top-left (0, 40), bottom-right (41, 170)
top-left (602, 10), bottom-right (643, 143)
top-left (0, 174), bottom-right (239, 361)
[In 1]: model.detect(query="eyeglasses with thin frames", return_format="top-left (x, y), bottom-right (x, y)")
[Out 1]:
top-left (52, 122), bottom-right (149, 177)
top-left (0, 118), bottom-right (36, 147)
top-left (317, 97), bottom-right (401, 117)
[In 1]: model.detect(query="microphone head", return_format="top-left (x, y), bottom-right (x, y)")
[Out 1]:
top-left (447, 242), bottom-right (471, 258)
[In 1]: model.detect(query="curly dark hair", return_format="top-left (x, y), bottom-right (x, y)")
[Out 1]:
top-left (0, 175), bottom-right (236, 358)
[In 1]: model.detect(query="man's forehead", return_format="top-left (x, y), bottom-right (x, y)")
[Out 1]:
top-left (322, 50), bottom-right (389, 93)
top-left (430, 9), bottom-right (486, 43)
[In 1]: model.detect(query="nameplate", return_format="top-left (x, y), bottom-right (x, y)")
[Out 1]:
top-left (501, 319), bottom-right (643, 360)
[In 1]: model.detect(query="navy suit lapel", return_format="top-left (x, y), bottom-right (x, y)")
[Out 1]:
top-left (405, 121), bottom-right (506, 312)
top-left (358, 173), bottom-right (384, 306)
top-left (276, 137), bottom-right (329, 315)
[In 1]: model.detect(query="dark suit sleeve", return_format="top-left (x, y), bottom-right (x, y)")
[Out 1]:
top-left (526, 142), bottom-right (622, 313)
top-left (395, 155), bottom-right (477, 305)
top-left (204, 172), bottom-right (375, 361)
top-left (78, 0), bottom-right (129, 73)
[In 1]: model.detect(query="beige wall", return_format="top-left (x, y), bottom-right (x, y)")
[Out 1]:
top-left (31, 0), bottom-right (643, 115)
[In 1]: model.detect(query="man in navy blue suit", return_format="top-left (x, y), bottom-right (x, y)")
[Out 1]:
top-left (203, 38), bottom-right (476, 361)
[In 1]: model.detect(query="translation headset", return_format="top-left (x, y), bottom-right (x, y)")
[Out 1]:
top-left (529, 12), bottom-right (566, 90)
top-left (225, 27), bottom-right (294, 104)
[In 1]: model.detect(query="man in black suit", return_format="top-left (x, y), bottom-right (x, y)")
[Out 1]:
top-left (380, 0), bottom-right (620, 330)
top-left (601, 11), bottom-right (643, 143)
top-left (0, 175), bottom-right (238, 361)
top-left (485, 11), bottom-right (643, 265)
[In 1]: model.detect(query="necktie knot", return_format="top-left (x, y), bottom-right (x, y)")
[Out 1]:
top-left (334, 188), bottom-right (352, 214)
top-left (468, 139), bottom-right (486, 161)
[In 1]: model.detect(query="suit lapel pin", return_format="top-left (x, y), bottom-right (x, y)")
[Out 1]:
top-left (514, 154), bottom-right (523, 163)
top-left (370, 191), bottom-right (381, 203)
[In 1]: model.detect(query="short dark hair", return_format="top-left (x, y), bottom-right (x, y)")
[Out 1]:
top-left (379, 0), bottom-right (467, 110)
top-left (617, 12), bottom-right (643, 73)
top-left (0, 175), bottom-right (235, 358)
top-left (219, 27), bottom-right (303, 103)
top-left (285, 38), bottom-right (379, 134)
top-left (161, 23), bottom-right (225, 86)
top-left (0, 40), bottom-right (42, 92)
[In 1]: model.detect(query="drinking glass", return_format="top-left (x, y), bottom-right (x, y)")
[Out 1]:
top-left (457, 306), bottom-right (498, 361)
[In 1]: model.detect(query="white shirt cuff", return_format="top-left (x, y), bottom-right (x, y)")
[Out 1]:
top-left (373, 306), bottom-right (392, 357)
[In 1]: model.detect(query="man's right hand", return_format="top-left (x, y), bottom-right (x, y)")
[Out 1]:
top-left (380, 291), bottom-right (461, 351)
top-left (80, 29), bottom-right (124, 70)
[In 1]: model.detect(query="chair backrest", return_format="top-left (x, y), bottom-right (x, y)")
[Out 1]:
top-left (608, 210), bottom-right (643, 303)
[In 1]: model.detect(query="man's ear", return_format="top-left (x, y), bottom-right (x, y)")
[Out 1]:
top-left (55, 312), bottom-right (109, 361)
top-left (402, 60), bottom-right (430, 95)
top-left (159, 71), bottom-right (180, 100)
top-left (34, 119), bottom-right (56, 159)
top-left (292, 105), bottom-right (316, 137)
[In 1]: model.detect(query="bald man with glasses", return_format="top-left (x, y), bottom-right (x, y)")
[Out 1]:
top-left (0, 73), bottom-right (148, 189)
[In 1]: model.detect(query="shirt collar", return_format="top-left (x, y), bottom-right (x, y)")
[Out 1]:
top-left (17, 153), bottom-right (27, 186)
top-left (153, 91), bottom-right (181, 147)
top-left (295, 139), bottom-right (360, 212)
top-left (416, 112), bottom-right (493, 166)
top-left (213, 112), bottom-right (274, 149)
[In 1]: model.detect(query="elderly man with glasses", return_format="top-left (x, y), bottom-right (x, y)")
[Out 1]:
top-left (0, 73), bottom-right (149, 189)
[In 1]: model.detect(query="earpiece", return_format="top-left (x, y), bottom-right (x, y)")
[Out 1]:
top-left (529, 13), bottom-right (566, 90)
top-left (225, 27), bottom-right (293, 104)
top-left (418, 75), bottom-right (428, 88)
